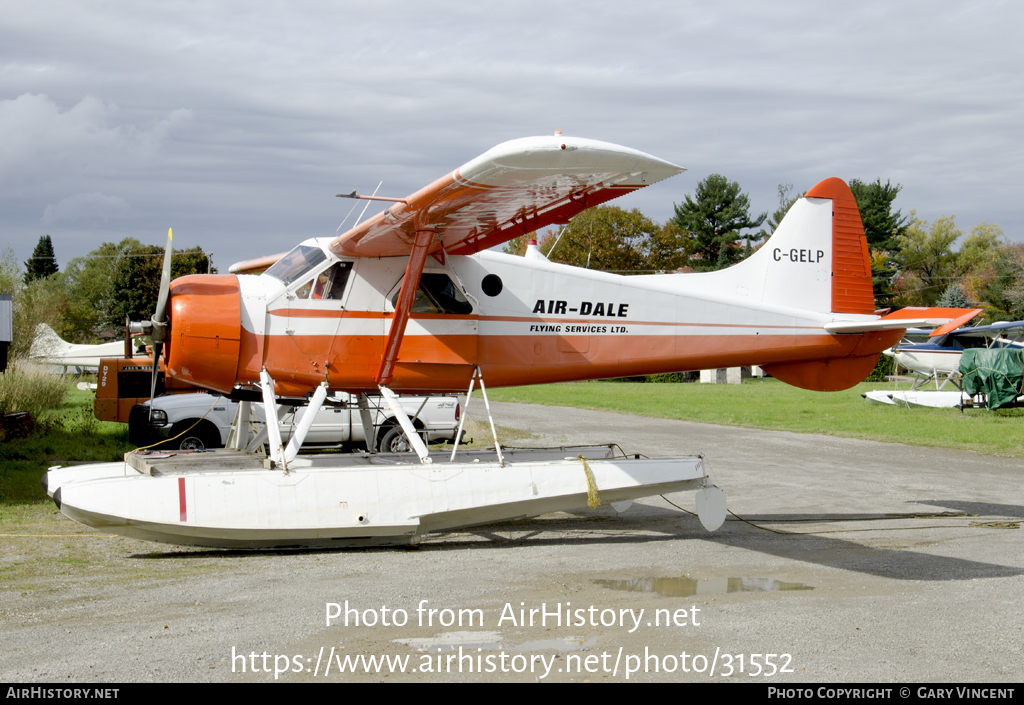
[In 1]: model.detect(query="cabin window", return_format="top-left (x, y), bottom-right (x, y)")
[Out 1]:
top-left (265, 245), bottom-right (327, 286)
top-left (295, 262), bottom-right (353, 300)
top-left (314, 262), bottom-right (353, 300)
top-left (391, 273), bottom-right (473, 315)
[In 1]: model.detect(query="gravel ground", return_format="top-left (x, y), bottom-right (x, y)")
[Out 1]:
top-left (2, 401), bottom-right (1022, 683)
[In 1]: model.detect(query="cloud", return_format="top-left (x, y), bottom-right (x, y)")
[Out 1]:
top-left (41, 192), bottom-right (129, 223)
top-left (0, 1), bottom-right (1022, 268)
top-left (0, 93), bottom-right (192, 191)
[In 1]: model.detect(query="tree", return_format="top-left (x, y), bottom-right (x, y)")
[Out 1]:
top-left (502, 234), bottom-right (532, 257)
top-left (672, 175), bottom-right (766, 271)
top-left (24, 235), bottom-right (59, 283)
top-left (892, 214), bottom-right (960, 307)
top-left (537, 206), bottom-right (661, 272)
top-left (644, 220), bottom-right (691, 272)
top-left (956, 222), bottom-right (1004, 275)
top-left (60, 239), bottom-right (142, 343)
top-left (13, 277), bottom-right (71, 358)
top-left (0, 247), bottom-right (20, 297)
top-left (0, 246), bottom-right (74, 358)
top-left (103, 243), bottom-right (215, 330)
top-left (951, 222), bottom-right (1004, 316)
top-left (976, 243), bottom-right (1024, 323)
top-left (848, 179), bottom-right (909, 253)
top-left (936, 283), bottom-right (970, 308)
top-left (765, 183), bottom-right (803, 235)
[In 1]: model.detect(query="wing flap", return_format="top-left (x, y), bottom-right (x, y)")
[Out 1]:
top-left (329, 135), bottom-right (684, 259)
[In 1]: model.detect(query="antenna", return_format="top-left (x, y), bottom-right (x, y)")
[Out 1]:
top-left (336, 200), bottom-right (360, 234)
top-left (335, 181), bottom-right (385, 234)
top-left (546, 224), bottom-right (569, 258)
top-left (353, 181), bottom-right (383, 228)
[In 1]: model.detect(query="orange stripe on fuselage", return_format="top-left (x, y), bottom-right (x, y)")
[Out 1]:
top-left (236, 328), bottom-right (902, 396)
top-left (262, 309), bottom-right (820, 331)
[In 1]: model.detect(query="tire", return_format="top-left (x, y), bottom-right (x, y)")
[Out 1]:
top-left (163, 421), bottom-right (222, 451)
top-left (378, 425), bottom-right (420, 453)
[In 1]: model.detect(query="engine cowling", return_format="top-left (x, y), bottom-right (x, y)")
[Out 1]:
top-left (165, 274), bottom-right (242, 394)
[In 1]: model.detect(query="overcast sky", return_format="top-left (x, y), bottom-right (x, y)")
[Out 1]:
top-left (2, 1), bottom-right (1021, 273)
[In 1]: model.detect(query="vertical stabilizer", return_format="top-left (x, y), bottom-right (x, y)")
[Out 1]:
top-left (29, 323), bottom-right (71, 360)
top-left (695, 177), bottom-right (874, 317)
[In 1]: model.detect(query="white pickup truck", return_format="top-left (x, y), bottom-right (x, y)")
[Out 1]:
top-left (128, 392), bottom-right (462, 452)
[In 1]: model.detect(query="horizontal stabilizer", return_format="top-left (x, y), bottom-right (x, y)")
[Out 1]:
top-left (824, 307), bottom-right (982, 335)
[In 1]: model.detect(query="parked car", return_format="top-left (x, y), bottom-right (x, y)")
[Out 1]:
top-left (129, 391), bottom-right (461, 452)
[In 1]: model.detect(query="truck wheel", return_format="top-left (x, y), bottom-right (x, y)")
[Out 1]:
top-left (378, 425), bottom-right (416, 453)
top-left (166, 421), bottom-right (221, 451)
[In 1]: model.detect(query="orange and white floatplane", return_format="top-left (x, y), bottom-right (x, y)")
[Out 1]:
top-left (45, 134), bottom-right (980, 549)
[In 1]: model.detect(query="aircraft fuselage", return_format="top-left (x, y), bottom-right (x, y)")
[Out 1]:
top-left (165, 237), bottom-right (898, 397)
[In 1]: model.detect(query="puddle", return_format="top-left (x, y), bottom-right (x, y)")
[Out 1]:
top-left (595, 576), bottom-right (813, 597)
top-left (393, 630), bottom-right (502, 652)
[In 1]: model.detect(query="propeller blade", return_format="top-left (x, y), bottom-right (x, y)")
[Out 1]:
top-left (153, 228), bottom-right (173, 333)
top-left (124, 315), bottom-right (132, 359)
top-left (149, 228), bottom-right (173, 418)
top-left (148, 341), bottom-right (163, 418)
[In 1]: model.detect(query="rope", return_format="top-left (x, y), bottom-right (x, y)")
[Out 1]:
top-left (128, 394), bottom-right (223, 454)
top-left (579, 455), bottom-right (601, 509)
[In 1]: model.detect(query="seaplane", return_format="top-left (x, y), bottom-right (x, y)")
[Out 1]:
top-left (29, 323), bottom-right (143, 371)
top-left (863, 320), bottom-right (1024, 408)
top-left (44, 133), bottom-right (981, 549)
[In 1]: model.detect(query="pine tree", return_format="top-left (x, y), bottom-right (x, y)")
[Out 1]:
top-left (849, 179), bottom-right (909, 307)
top-left (672, 175), bottom-right (766, 271)
top-left (936, 283), bottom-right (970, 309)
top-left (24, 235), bottom-right (59, 283)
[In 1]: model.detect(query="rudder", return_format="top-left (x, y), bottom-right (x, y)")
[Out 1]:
top-left (803, 177), bottom-right (874, 315)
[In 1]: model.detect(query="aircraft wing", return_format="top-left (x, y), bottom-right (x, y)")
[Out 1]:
top-left (824, 307), bottom-right (983, 336)
top-left (229, 252), bottom-right (288, 275)
top-left (948, 320), bottom-right (1024, 339)
top-left (328, 135), bottom-right (685, 258)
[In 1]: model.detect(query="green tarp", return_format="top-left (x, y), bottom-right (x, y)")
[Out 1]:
top-left (959, 348), bottom-right (1024, 410)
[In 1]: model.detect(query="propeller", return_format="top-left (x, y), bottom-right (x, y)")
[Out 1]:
top-left (123, 315), bottom-right (132, 359)
top-left (129, 228), bottom-right (174, 417)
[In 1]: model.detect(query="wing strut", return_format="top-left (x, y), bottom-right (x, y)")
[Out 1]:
top-left (377, 229), bottom-right (434, 386)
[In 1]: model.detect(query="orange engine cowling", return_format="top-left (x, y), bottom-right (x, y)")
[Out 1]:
top-left (165, 274), bottom-right (242, 394)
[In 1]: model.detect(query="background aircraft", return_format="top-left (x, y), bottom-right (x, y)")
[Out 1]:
top-left (29, 323), bottom-right (143, 371)
top-left (863, 320), bottom-right (1024, 407)
top-left (883, 320), bottom-right (1024, 390)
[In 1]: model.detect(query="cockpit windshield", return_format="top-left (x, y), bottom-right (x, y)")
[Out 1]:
top-left (264, 245), bottom-right (328, 286)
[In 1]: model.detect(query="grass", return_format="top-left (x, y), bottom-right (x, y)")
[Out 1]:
top-left (480, 378), bottom-right (1024, 457)
top-left (0, 362), bottom-right (68, 418)
top-left (0, 380), bottom-right (229, 594)
top-left (0, 381), bottom-right (134, 505)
